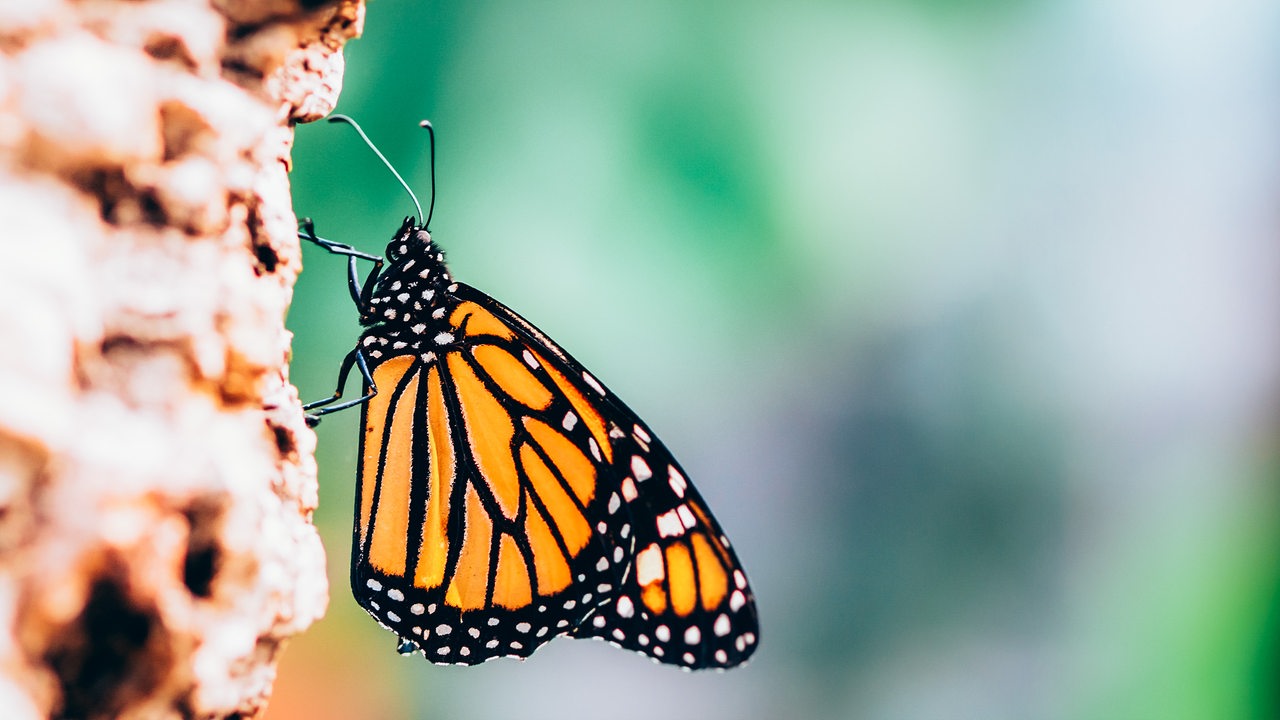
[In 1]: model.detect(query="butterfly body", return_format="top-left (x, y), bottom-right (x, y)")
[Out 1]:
top-left (311, 216), bottom-right (758, 669)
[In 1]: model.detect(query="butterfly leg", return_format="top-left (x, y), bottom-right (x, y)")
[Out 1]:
top-left (302, 347), bottom-right (377, 426)
top-left (297, 217), bottom-right (384, 312)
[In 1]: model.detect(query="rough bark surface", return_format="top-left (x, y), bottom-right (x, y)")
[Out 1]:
top-left (0, 1), bottom-right (363, 718)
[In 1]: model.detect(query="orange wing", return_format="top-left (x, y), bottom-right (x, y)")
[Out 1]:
top-left (349, 284), bottom-right (757, 668)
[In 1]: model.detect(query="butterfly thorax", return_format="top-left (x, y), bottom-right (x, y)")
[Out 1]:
top-left (358, 218), bottom-right (459, 355)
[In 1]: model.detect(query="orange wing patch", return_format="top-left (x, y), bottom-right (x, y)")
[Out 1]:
top-left (665, 542), bottom-right (698, 617)
top-left (690, 531), bottom-right (729, 610)
top-left (414, 364), bottom-right (453, 590)
top-left (449, 353), bottom-right (520, 520)
top-left (472, 344), bottom-right (553, 410)
top-left (450, 301), bottom-right (516, 340)
top-left (493, 534), bottom-right (533, 609)
top-left (446, 484), bottom-right (492, 611)
top-left (366, 361), bottom-right (420, 576)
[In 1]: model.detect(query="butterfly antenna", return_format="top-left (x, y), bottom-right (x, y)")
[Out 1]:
top-left (419, 119), bottom-right (436, 229)
top-left (328, 114), bottom-right (424, 225)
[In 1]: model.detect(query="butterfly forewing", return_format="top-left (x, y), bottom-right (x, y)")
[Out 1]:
top-left (345, 220), bottom-right (757, 668)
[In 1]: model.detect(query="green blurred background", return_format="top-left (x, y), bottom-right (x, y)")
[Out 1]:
top-left (277, 1), bottom-right (1280, 718)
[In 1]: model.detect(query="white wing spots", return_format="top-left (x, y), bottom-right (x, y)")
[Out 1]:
top-left (655, 625), bottom-right (671, 643)
top-left (616, 596), bottom-right (635, 618)
top-left (583, 371), bottom-right (606, 395)
top-left (597, 583), bottom-right (612, 593)
top-left (521, 349), bottom-right (539, 368)
top-left (631, 456), bottom-right (652, 481)
top-left (621, 477), bottom-right (638, 502)
top-left (510, 641), bottom-right (523, 650)
top-left (608, 425), bottom-right (625, 439)
top-left (607, 492), bottom-right (620, 515)
top-left (734, 570), bottom-right (747, 589)
top-left (435, 624), bottom-right (452, 636)
top-left (412, 626), bottom-right (423, 636)
top-left (411, 323), bottom-right (426, 334)
top-left (588, 437), bottom-right (602, 462)
top-left (677, 504), bottom-right (697, 530)
top-left (425, 289), bottom-right (435, 300)
top-left (486, 639), bottom-right (500, 649)
top-left (437, 646), bottom-right (451, 656)
top-left (366, 579), bottom-right (383, 592)
top-left (384, 309), bottom-right (397, 320)
top-left (621, 523), bottom-right (631, 539)
top-left (459, 647), bottom-right (471, 657)
top-left (612, 628), bottom-right (626, 641)
top-left (434, 332), bottom-right (454, 345)
top-left (636, 544), bottom-right (665, 585)
top-left (468, 628), bottom-right (480, 639)
top-left (657, 509), bottom-right (685, 538)
top-left (387, 611), bottom-right (401, 622)
top-left (362, 336), bottom-right (377, 346)
top-left (597, 521), bottom-right (608, 533)
top-left (516, 622), bottom-right (532, 633)
top-left (668, 466), bottom-right (688, 497)
top-left (714, 614), bottom-right (731, 637)
top-left (684, 626), bottom-right (701, 645)
top-left (633, 424), bottom-right (651, 442)
top-left (419, 268), bottom-right (432, 279)
top-left (592, 615), bottom-right (607, 629)
top-left (613, 546), bottom-right (623, 563)
top-left (397, 292), bottom-right (410, 303)
top-left (428, 603), bottom-right (438, 614)
top-left (683, 652), bottom-right (696, 665)
top-left (410, 603), bottom-right (425, 615)
top-left (556, 619), bottom-right (569, 628)
top-left (581, 593), bottom-right (593, 604)
top-left (721, 534), bottom-right (732, 548)
top-left (392, 341), bottom-right (407, 350)
top-left (487, 617), bottom-right (500, 626)
top-left (743, 632), bottom-right (756, 646)
top-left (715, 649), bottom-right (728, 664)
top-left (638, 634), bottom-right (650, 646)
top-left (432, 307), bottom-right (446, 319)
top-left (562, 412), bottom-right (577, 431)
top-left (448, 283), bottom-right (459, 292)
top-left (387, 588), bottom-right (404, 601)
top-left (596, 557), bottom-right (609, 572)
top-left (390, 281), bottom-right (402, 291)
top-left (730, 590), bottom-right (746, 612)
top-left (564, 599), bottom-right (577, 610)
top-left (654, 646), bottom-right (665, 658)
top-left (537, 626), bottom-right (549, 637)
top-left (398, 244), bottom-right (408, 255)
top-left (370, 601), bottom-right (380, 610)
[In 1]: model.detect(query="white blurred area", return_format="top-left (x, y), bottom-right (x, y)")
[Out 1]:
top-left (283, 1), bottom-right (1280, 718)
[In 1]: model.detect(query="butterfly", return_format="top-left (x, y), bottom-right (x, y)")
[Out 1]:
top-left (298, 116), bottom-right (758, 670)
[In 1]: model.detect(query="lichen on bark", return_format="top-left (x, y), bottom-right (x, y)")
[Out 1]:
top-left (0, 1), bottom-right (363, 718)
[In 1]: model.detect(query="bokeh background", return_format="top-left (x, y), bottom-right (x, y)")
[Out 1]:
top-left (275, 1), bottom-right (1280, 718)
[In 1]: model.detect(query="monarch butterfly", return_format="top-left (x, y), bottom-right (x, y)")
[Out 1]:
top-left (299, 116), bottom-right (758, 670)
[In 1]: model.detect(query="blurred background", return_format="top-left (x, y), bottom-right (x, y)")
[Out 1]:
top-left (277, 1), bottom-right (1280, 718)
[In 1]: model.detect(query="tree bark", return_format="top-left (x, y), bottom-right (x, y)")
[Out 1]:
top-left (0, 1), bottom-right (363, 717)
